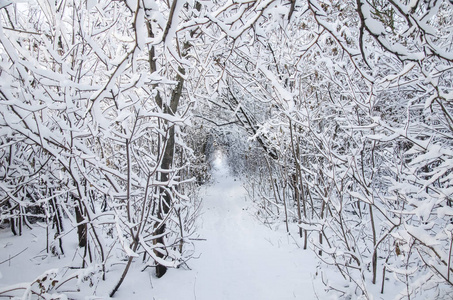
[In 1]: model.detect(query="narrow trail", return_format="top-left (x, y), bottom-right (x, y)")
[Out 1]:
top-left (146, 153), bottom-right (319, 300)
top-left (0, 152), bottom-right (320, 300)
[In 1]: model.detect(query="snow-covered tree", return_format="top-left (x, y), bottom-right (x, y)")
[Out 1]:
top-left (1, 0), bottom-right (452, 298)
top-left (203, 0), bottom-right (453, 298)
top-left (0, 0), bottom-right (209, 296)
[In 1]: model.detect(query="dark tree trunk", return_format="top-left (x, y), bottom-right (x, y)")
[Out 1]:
top-left (154, 68), bottom-right (185, 278)
top-left (75, 204), bottom-right (87, 248)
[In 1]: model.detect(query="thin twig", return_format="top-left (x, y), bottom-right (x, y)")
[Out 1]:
top-left (0, 247), bottom-right (28, 265)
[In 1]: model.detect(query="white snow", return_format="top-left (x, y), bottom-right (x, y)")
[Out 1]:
top-left (0, 152), bottom-right (321, 299)
top-left (112, 151), bottom-right (321, 299)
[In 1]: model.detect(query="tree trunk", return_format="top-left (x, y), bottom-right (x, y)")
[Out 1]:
top-left (75, 204), bottom-right (87, 248)
top-left (154, 67), bottom-right (185, 278)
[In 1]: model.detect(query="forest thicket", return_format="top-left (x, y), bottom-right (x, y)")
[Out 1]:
top-left (1, 0), bottom-right (452, 298)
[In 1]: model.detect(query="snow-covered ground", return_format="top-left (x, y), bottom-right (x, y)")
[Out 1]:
top-left (0, 150), bottom-right (322, 299)
top-left (147, 150), bottom-right (321, 300)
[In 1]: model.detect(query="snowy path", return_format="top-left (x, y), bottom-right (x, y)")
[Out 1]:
top-left (0, 154), bottom-right (320, 300)
top-left (143, 155), bottom-right (319, 300)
